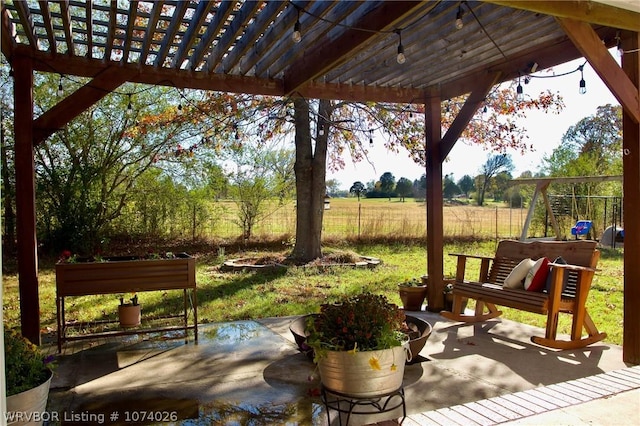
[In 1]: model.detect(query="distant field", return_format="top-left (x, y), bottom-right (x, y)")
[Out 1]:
top-left (203, 197), bottom-right (530, 241)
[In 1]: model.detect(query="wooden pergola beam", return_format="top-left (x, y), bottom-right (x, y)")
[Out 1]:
top-left (510, 175), bottom-right (623, 186)
top-left (485, 0), bottom-right (640, 32)
top-left (558, 18), bottom-right (640, 124)
top-left (33, 67), bottom-right (131, 144)
top-left (441, 71), bottom-right (503, 159)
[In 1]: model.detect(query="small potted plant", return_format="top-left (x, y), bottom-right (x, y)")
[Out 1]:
top-left (397, 276), bottom-right (428, 311)
top-left (118, 294), bottom-right (141, 328)
top-left (443, 280), bottom-right (467, 313)
top-left (305, 292), bottom-right (411, 397)
top-left (4, 330), bottom-right (55, 423)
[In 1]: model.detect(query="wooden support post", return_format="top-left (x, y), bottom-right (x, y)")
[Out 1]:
top-left (520, 183), bottom-right (541, 240)
top-left (425, 92), bottom-right (444, 312)
top-left (622, 30), bottom-right (640, 365)
top-left (13, 55), bottom-right (40, 345)
top-left (540, 183), bottom-right (561, 239)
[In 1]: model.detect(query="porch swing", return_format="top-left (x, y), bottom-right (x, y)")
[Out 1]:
top-left (571, 185), bottom-right (593, 239)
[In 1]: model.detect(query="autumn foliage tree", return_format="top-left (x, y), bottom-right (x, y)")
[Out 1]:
top-left (32, 77), bottom-right (193, 252)
top-left (133, 82), bottom-right (563, 262)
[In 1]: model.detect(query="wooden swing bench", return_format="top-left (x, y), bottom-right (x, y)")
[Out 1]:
top-left (440, 239), bottom-right (607, 350)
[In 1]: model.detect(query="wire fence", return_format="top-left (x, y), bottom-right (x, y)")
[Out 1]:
top-left (175, 199), bottom-right (531, 242)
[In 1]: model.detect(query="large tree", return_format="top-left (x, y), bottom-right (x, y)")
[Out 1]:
top-left (379, 172), bottom-right (396, 194)
top-left (396, 177), bottom-right (414, 201)
top-left (210, 87), bottom-right (561, 262)
top-left (349, 181), bottom-right (366, 201)
top-left (476, 154), bottom-right (515, 206)
top-left (443, 175), bottom-right (460, 200)
top-left (33, 77), bottom-right (192, 252)
top-left (544, 104), bottom-right (622, 177)
top-left (29, 78), bottom-right (561, 260)
top-left (542, 104), bottom-right (622, 233)
top-left (457, 175), bottom-right (475, 198)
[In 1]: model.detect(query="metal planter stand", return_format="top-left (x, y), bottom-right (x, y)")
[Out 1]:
top-left (321, 386), bottom-right (406, 426)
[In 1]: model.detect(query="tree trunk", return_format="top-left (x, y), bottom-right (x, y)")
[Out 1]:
top-left (290, 98), bottom-right (330, 262)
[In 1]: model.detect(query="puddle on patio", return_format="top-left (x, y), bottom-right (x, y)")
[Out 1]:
top-left (71, 396), bottom-right (324, 425)
top-left (51, 321), bottom-right (329, 425)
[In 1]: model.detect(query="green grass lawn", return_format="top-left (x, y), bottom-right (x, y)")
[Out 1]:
top-left (2, 240), bottom-right (624, 346)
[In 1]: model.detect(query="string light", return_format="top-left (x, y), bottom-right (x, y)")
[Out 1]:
top-left (396, 30), bottom-right (405, 64)
top-left (578, 65), bottom-right (586, 95)
top-left (516, 77), bottom-right (524, 101)
top-left (177, 103), bottom-right (183, 114)
top-left (292, 8), bottom-right (302, 43)
top-left (56, 75), bottom-right (63, 97)
top-left (369, 129), bottom-right (374, 147)
top-left (126, 93), bottom-right (133, 116)
top-left (455, 4), bottom-right (464, 30)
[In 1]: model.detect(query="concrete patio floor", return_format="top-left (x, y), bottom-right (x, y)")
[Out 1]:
top-left (46, 310), bottom-right (639, 425)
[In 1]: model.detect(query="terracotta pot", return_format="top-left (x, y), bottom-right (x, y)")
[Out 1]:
top-left (6, 370), bottom-right (53, 426)
top-left (317, 345), bottom-right (409, 397)
top-left (398, 285), bottom-right (427, 311)
top-left (118, 304), bottom-right (141, 328)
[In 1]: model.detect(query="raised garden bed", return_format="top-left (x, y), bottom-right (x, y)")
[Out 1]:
top-left (55, 253), bottom-right (197, 351)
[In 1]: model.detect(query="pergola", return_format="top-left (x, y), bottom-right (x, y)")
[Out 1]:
top-left (2, 1), bottom-right (639, 363)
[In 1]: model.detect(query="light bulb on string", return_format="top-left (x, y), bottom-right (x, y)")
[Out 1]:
top-left (455, 5), bottom-right (464, 30)
top-left (516, 78), bottom-right (524, 102)
top-left (126, 94), bottom-right (133, 116)
top-left (292, 8), bottom-right (302, 43)
top-left (578, 65), bottom-right (587, 95)
top-left (616, 31), bottom-right (624, 58)
top-left (396, 30), bottom-right (406, 64)
top-left (56, 76), bottom-right (63, 97)
top-left (369, 129), bottom-right (374, 147)
top-left (177, 103), bottom-right (183, 114)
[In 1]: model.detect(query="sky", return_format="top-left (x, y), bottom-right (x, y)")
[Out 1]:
top-left (327, 51), bottom-right (621, 190)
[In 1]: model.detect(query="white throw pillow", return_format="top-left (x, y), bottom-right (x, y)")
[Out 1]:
top-left (504, 258), bottom-right (534, 289)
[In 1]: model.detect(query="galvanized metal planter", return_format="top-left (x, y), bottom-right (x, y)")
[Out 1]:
top-left (6, 370), bottom-right (53, 426)
top-left (317, 345), bottom-right (410, 398)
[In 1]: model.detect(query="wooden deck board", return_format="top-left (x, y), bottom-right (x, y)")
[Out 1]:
top-left (401, 366), bottom-right (640, 426)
